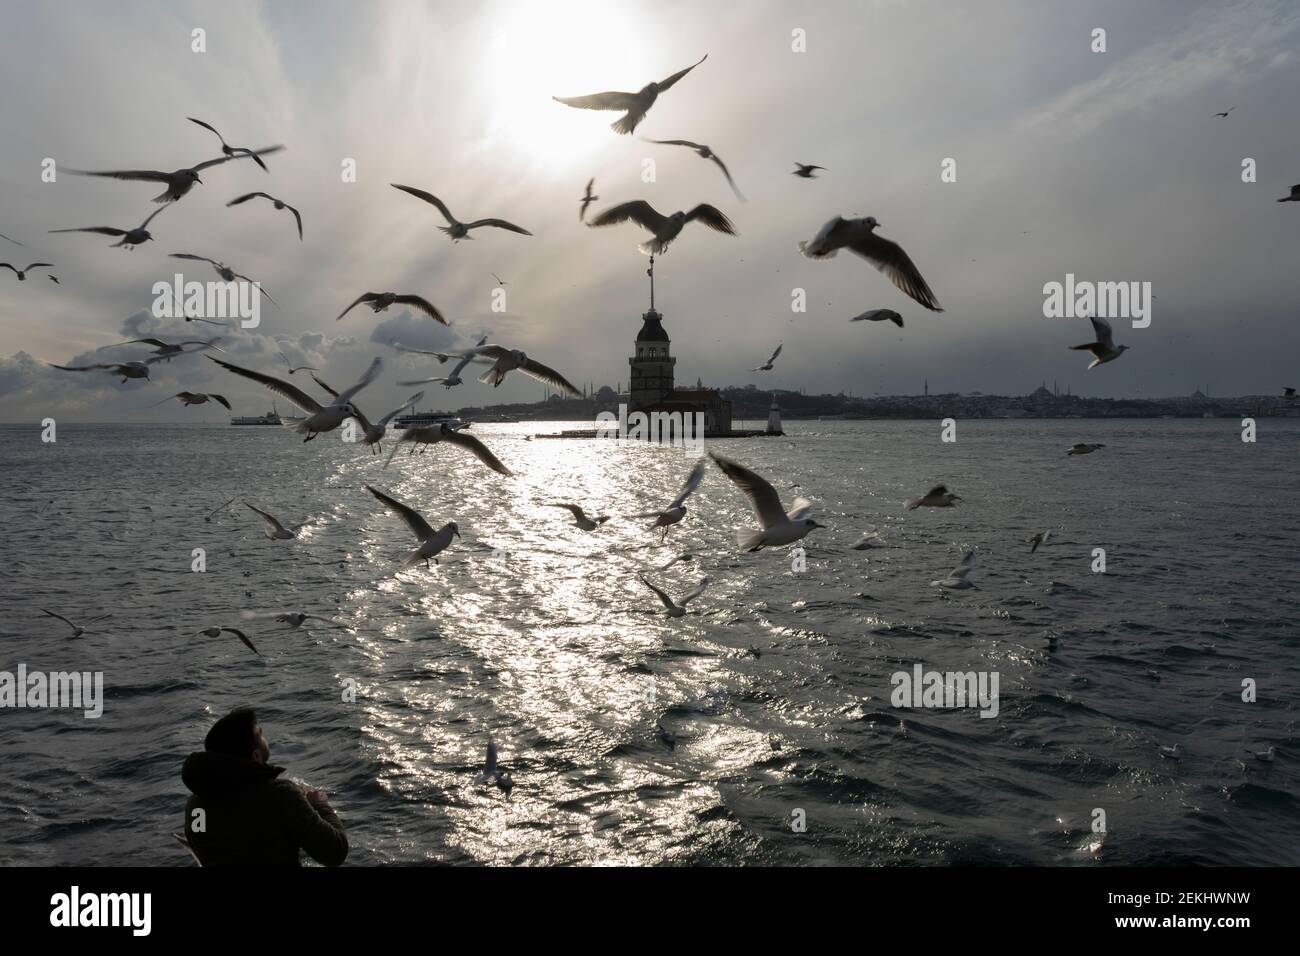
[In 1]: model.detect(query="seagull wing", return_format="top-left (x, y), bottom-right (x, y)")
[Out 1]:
top-left (336, 357), bottom-right (384, 404)
top-left (208, 394), bottom-right (232, 411)
top-left (767, 344), bottom-right (783, 364)
top-left (669, 459), bottom-right (706, 509)
top-left (187, 117), bottom-right (227, 145)
top-left (950, 551), bottom-right (977, 579)
top-left (1088, 314), bottom-right (1116, 349)
top-left (552, 90), bottom-right (640, 112)
top-left (207, 356), bottom-right (324, 413)
top-left (366, 484), bottom-right (435, 540)
top-left (336, 292), bottom-right (382, 320)
top-left (927, 485), bottom-right (949, 497)
top-left (0, 263), bottom-right (15, 273)
top-left (245, 503), bottom-right (289, 534)
top-left (638, 574), bottom-right (677, 611)
top-left (550, 503), bottom-right (586, 521)
top-left (683, 204), bottom-right (736, 235)
top-left (588, 201), bottom-right (669, 232)
top-left (846, 231), bottom-right (943, 312)
top-left (463, 218), bottom-right (533, 236)
top-left (518, 356), bottom-right (582, 398)
top-left (377, 392), bottom-right (425, 426)
top-left (139, 206), bottom-right (169, 230)
top-left (67, 168), bottom-right (172, 183)
top-left (646, 138), bottom-right (704, 149)
top-left (169, 253), bottom-right (219, 267)
top-left (284, 202), bottom-right (304, 240)
top-left (710, 452), bottom-right (787, 529)
top-left (226, 192), bottom-right (271, 206)
top-left (311, 374), bottom-right (339, 399)
top-left (392, 295), bottom-right (448, 324)
top-left (655, 54), bottom-right (708, 92)
top-left (221, 627), bottom-right (259, 655)
top-left (679, 576), bottom-right (711, 605)
top-left (48, 226), bottom-right (128, 236)
top-left (786, 497), bottom-right (813, 521)
top-left (100, 337), bottom-right (169, 351)
top-left (193, 146), bottom-right (283, 171)
top-left (40, 608), bottom-right (77, 632)
top-left (24, 263), bottom-right (53, 271)
top-left (708, 153), bottom-right (745, 201)
top-left (442, 427), bottom-right (513, 476)
top-left (390, 184), bottom-right (456, 225)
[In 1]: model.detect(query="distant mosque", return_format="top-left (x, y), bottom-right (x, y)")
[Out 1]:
top-left (624, 257), bottom-right (733, 436)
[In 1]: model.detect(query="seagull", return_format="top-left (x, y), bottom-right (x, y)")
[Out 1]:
top-left (1251, 746), bottom-right (1276, 763)
top-left (208, 354), bottom-right (382, 441)
top-left (491, 273), bottom-right (508, 287)
top-left (48, 206), bottom-right (167, 248)
top-left (1159, 744), bottom-right (1182, 761)
top-left (152, 391), bottom-right (232, 411)
top-left (40, 608), bottom-right (110, 638)
top-left (65, 148), bottom-right (283, 203)
top-left (850, 308), bottom-right (904, 328)
top-left (1028, 531), bottom-right (1051, 553)
top-left (1283, 387), bottom-right (1297, 400)
top-left (752, 344), bottom-right (782, 372)
top-left (443, 343), bottom-right (582, 397)
top-left (905, 485), bottom-right (961, 510)
top-left (850, 532), bottom-right (886, 550)
top-left (194, 626), bottom-right (259, 655)
top-left (226, 192), bottom-right (303, 239)
top-left (638, 574), bottom-right (710, 618)
top-left (384, 423), bottom-right (511, 475)
top-left (630, 459), bottom-right (705, 540)
top-left (169, 254), bottom-right (278, 306)
top-left (1069, 315), bottom-right (1129, 369)
top-left (204, 496), bottom-right (237, 523)
top-left (1212, 106), bottom-right (1235, 118)
top-left (188, 119), bottom-right (281, 171)
top-left (395, 336), bottom-right (488, 388)
top-left (277, 350), bottom-right (317, 375)
top-left (48, 361), bottom-right (151, 383)
top-left (336, 291), bottom-right (446, 324)
top-left (800, 216), bottom-right (943, 312)
top-left (390, 183), bottom-right (532, 241)
top-left (931, 551), bottom-right (977, 589)
top-left (645, 138), bottom-right (744, 201)
top-left (1277, 184), bottom-right (1300, 203)
top-left (1067, 443), bottom-right (1105, 456)
top-left (589, 200), bottom-right (736, 255)
top-left (658, 552), bottom-right (694, 571)
top-left (274, 612), bottom-right (329, 628)
top-left (552, 54), bottom-right (707, 135)
top-left (549, 503), bottom-right (610, 531)
top-left (793, 163), bottom-right (826, 178)
top-left (0, 262), bottom-right (53, 281)
top-left (315, 380), bottom-right (422, 454)
top-left (579, 178), bottom-right (599, 222)
top-left (365, 484), bottom-right (460, 567)
top-left (100, 336), bottom-right (224, 362)
top-left (244, 503), bottom-right (300, 539)
top-left (709, 451), bottom-right (824, 551)
top-left (475, 739), bottom-right (513, 794)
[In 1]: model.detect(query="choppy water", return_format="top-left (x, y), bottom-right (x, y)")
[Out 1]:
top-left (1, 418), bottom-right (1298, 866)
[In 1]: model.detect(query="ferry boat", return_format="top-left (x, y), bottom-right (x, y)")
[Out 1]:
top-left (231, 407), bottom-right (282, 426)
top-left (392, 410), bottom-right (470, 430)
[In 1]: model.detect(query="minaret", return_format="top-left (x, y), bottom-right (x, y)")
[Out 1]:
top-left (628, 255), bottom-right (675, 410)
top-left (766, 393), bottom-right (783, 435)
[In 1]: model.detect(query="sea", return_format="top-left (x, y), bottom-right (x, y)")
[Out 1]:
top-left (1, 418), bottom-right (1297, 866)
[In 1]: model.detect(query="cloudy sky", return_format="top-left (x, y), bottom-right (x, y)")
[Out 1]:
top-left (1, 0), bottom-right (1297, 421)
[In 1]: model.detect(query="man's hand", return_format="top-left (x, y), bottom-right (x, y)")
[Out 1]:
top-left (305, 788), bottom-right (330, 807)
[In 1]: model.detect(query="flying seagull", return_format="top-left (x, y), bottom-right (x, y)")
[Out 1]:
top-left (1028, 531), bottom-right (1050, 553)
top-left (850, 308), bottom-right (904, 328)
top-left (552, 54), bottom-right (708, 135)
top-left (1069, 315), bottom-right (1129, 369)
top-left (226, 192), bottom-right (303, 239)
top-left (152, 391), bottom-right (232, 411)
top-left (0, 262), bottom-right (53, 281)
top-left (793, 163), bottom-right (825, 178)
top-left (169, 254), bottom-right (278, 306)
top-left (100, 336), bottom-right (224, 362)
top-left (194, 625), bottom-right (259, 655)
top-left (65, 148), bottom-right (283, 203)
top-left (395, 336), bottom-right (488, 388)
top-left (244, 502), bottom-right (300, 539)
top-left (800, 216), bottom-right (943, 312)
top-left (365, 484), bottom-right (460, 568)
top-left (645, 138), bottom-right (744, 201)
top-left (931, 551), bottom-right (978, 589)
top-left (40, 608), bottom-right (110, 638)
top-left (475, 739), bottom-right (513, 794)
top-left (390, 183), bottom-right (532, 241)
top-left (850, 531), bottom-right (887, 550)
top-left (905, 485), bottom-right (961, 510)
top-left (631, 459), bottom-right (705, 541)
top-left (48, 361), bottom-right (151, 383)
top-left (1283, 387), bottom-right (1297, 400)
top-left (49, 206), bottom-right (167, 249)
top-left (207, 355), bottom-right (383, 441)
top-left (710, 451), bottom-right (824, 551)
top-left (491, 273), bottom-right (508, 287)
top-left (442, 343), bottom-right (581, 397)
top-left (384, 423), bottom-right (512, 476)
top-left (187, 118), bottom-right (281, 171)
top-left (579, 178), bottom-right (599, 222)
top-left (752, 344), bottom-right (782, 371)
top-left (638, 574), bottom-right (710, 618)
top-left (549, 503), bottom-right (610, 531)
top-left (1212, 106), bottom-right (1235, 118)
top-left (588, 200), bottom-right (735, 254)
top-left (313, 377), bottom-right (422, 454)
top-left (277, 350), bottom-right (317, 375)
top-left (274, 612), bottom-right (330, 628)
top-left (204, 496), bottom-right (237, 523)
top-left (1067, 443), bottom-right (1105, 456)
top-left (1277, 184), bottom-right (1300, 203)
top-left (336, 291), bottom-right (446, 324)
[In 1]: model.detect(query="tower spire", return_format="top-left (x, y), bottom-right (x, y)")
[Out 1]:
top-left (647, 255), bottom-right (655, 311)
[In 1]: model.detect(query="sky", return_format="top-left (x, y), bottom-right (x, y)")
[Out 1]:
top-left (0, 0), bottom-right (1297, 421)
